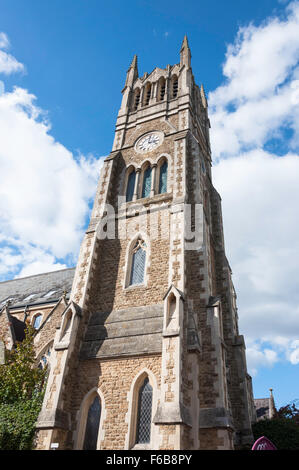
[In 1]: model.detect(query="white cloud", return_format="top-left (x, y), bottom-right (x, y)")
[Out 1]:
top-left (0, 84), bottom-right (104, 280)
top-left (286, 340), bottom-right (299, 364)
top-left (209, 2), bottom-right (299, 374)
top-left (0, 32), bottom-right (24, 75)
top-left (0, 33), bottom-right (10, 50)
top-left (0, 33), bottom-right (105, 281)
top-left (209, 1), bottom-right (299, 159)
top-left (246, 342), bottom-right (279, 377)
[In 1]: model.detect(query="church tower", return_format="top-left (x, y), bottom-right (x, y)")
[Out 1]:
top-left (35, 37), bottom-right (256, 450)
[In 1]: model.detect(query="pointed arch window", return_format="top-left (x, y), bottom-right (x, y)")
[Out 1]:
top-left (126, 169), bottom-right (136, 202)
top-left (158, 160), bottom-right (168, 194)
top-left (141, 166), bottom-right (152, 199)
top-left (130, 239), bottom-right (147, 286)
top-left (33, 314), bottom-right (42, 330)
top-left (83, 395), bottom-right (101, 450)
top-left (135, 376), bottom-right (153, 444)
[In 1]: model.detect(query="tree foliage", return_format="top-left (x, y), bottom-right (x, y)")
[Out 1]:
top-left (252, 400), bottom-right (299, 450)
top-left (0, 326), bottom-right (46, 450)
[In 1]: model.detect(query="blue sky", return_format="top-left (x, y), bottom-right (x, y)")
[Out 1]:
top-left (0, 0), bottom-right (299, 410)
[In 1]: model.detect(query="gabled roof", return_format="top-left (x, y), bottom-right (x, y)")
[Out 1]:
top-left (0, 267), bottom-right (75, 309)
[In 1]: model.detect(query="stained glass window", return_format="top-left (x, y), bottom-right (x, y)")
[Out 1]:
top-left (126, 170), bottom-right (136, 202)
top-left (83, 395), bottom-right (101, 450)
top-left (142, 166), bottom-right (152, 198)
top-left (130, 239), bottom-right (146, 286)
top-left (158, 161), bottom-right (168, 194)
top-left (136, 377), bottom-right (153, 444)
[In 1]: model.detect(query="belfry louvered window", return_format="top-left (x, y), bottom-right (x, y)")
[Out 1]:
top-left (172, 76), bottom-right (178, 98)
top-left (126, 170), bottom-right (136, 202)
top-left (142, 166), bottom-right (152, 198)
top-left (158, 161), bottom-right (168, 194)
top-left (144, 83), bottom-right (151, 106)
top-left (130, 239), bottom-right (146, 286)
top-left (159, 78), bottom-right (166, 101)
top-left (134, 89), bottom-right (140, 111)
top-left (135, 377), bottom-right (153, 444)
top-left (83, 395), bottom-right (101, 450)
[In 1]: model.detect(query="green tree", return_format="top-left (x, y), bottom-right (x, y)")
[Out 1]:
top-left (252, 400), bottom-right (299, 450)
top-left (0, 326), bottom-right (46, 450)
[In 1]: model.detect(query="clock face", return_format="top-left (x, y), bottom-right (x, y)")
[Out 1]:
top-left (135, 132), bottom-right (163, 153)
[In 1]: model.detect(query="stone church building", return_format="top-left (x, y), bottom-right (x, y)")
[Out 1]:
top-left (0, 37), bottom-right (257, 450)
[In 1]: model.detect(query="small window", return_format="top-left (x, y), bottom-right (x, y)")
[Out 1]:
top-left (38, 350), bottom-right (50, 370)
top-left (43, 290), bottom-right (57, 299)
top-left (126, 170), bottom-right (136, 202)
top-left (83, 395), bottom-right (101, 450)
top-left (33, 314), bottom-right (42, 330)
top-left (158, 161), bottom-right (168, 194)
top-left (135, 377), bottom-right (153, 444)
top-left (130, 239), bottom-right (147, 286)
top-left (23, 293), bottom-right (38, 302)
top-left (141, 166), bottom-right (152, 199)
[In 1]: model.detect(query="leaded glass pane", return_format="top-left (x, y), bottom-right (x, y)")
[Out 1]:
top-left (130, 244), bottom-right (146, 286)
top-left (159, 161), bottom-right (168, 194)
top-left (83, 395), bottom-right (101, 450)
top-left (126, 171), bottom-right (136, 202)
top-left (142, 167), bottom-right (152, 198)
top-left (136, 377), bottom-right (153, 444)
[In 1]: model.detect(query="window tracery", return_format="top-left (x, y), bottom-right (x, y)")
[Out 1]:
top-left (130, 238), bottom-right (147, 286)
top-left (135, 376), bottom-right (153, 444)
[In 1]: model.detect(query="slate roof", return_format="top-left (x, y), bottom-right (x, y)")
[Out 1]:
top-left (0, 267), bottom-right (75, 309)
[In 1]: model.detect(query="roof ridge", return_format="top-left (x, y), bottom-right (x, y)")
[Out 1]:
top-left (0, 266), bottom-right (76, 285)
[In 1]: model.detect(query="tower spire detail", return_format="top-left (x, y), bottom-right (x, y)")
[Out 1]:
top-left (180, 35), bottom-right (191, 68)
top-left (200, 83), bottom-right (208, 108)
top-left (125, 54), bottom-right (138, 87)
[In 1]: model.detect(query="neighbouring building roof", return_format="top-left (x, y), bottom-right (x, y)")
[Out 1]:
top-left (0, 267), bottom-right (75, 310)
top-left (254, 398), bottom-right (271, 420)
top-left (254, 390), bottom-right (276, 420)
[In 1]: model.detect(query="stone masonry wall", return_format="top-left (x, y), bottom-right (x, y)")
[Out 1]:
top-left (68, 355), bottom-right (162, 449)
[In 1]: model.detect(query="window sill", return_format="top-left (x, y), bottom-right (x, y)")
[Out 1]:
top-left (124, 283), bottom-right (147, 291)
top-left (131, 443), bottom-right (151, 450)
top-left (122, 192), bottom-right (172, 208)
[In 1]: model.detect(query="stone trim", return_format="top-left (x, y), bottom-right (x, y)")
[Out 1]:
top-left (199, 407), bottom-right (234, 430)
top-left (36, 408), bottom-right (70, 430)
top-left (153, 401), bottom-right (192, 427)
